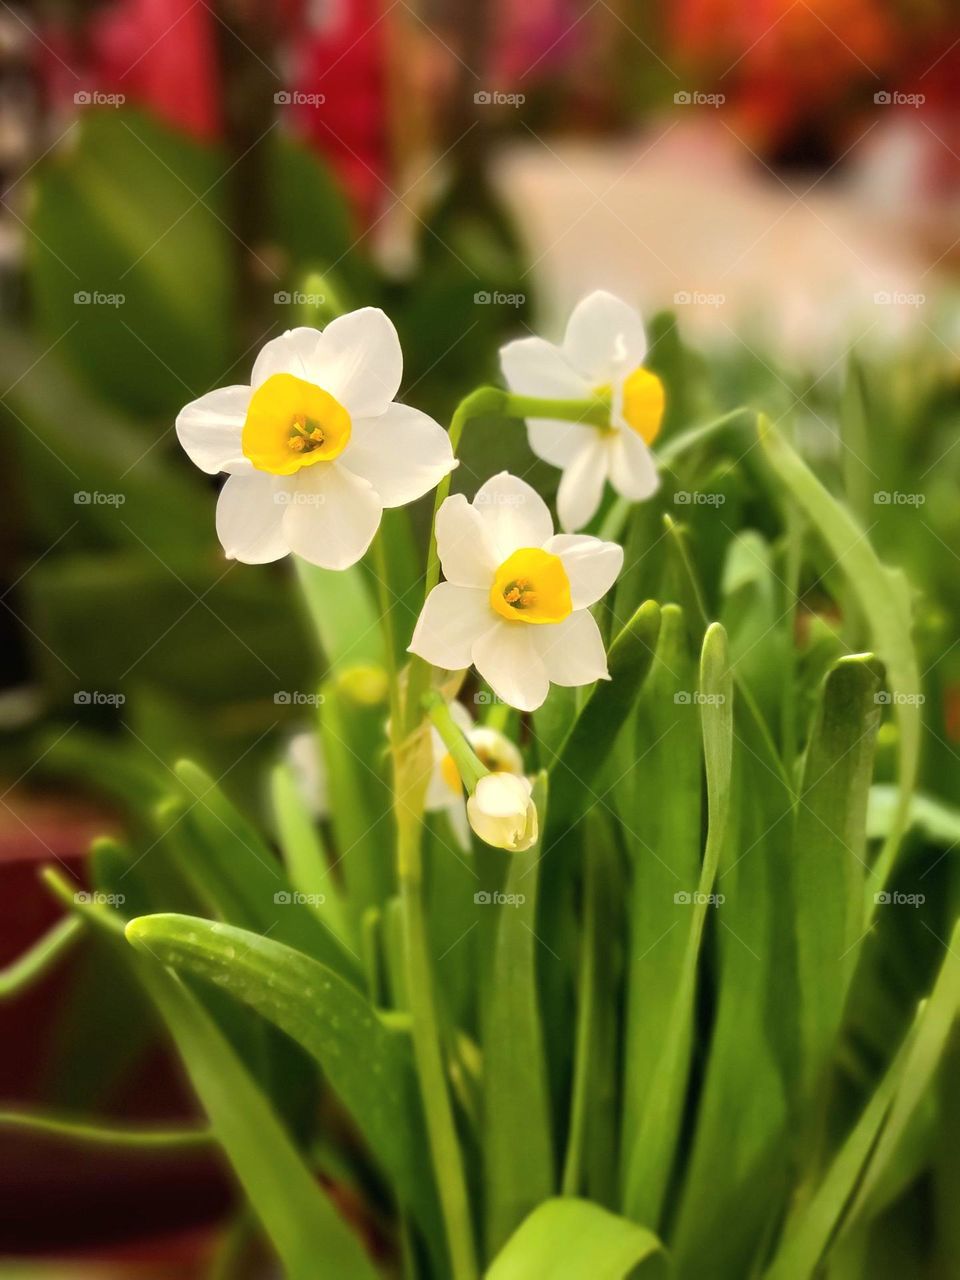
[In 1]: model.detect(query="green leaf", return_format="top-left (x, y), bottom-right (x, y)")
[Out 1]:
top-left (486, 1198), bottom-right (666, 1280)
top-left (545, 600), bottom-right (661, 833)
top-left (0, 918), bottom-right (82, 999)
top-left (758, 415), bottom-right (921, 904)
top-left (293, 556), bottom-right (384, 671)
top-left (483, 773), bottom-right (554, 1255)
top-left (270, 760), bottom-right (352, 950)
top-left (793, 655), bottom-right (882, 1098)
top-left (171, 760), bottom-right (361, 983)
top-left (124, 912), bottom-right (440, 1249)
top-left (765, 919), bottom-right (960, 1278)
top-left (622, 622), bottom-right (733, 1226)
top-left (44, 873), bottom-right (376, 1280)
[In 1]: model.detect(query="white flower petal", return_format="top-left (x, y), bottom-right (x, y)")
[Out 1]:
top-left (287, 731), bottom-right (327, 817)
top-left (556, 437), bottom-right (609, 532)
top-left (435, 495), bottom-right (497, 587)
top-left (251, 328), bottom-right (324, 388)
top-left (472, 621), bottom-right (550, 712)
top-left (176, 385), bottom-right (251, 475)
top-left (282, 463), bottom-right (382, 570)
top-left (527, 417), bottom-right (598, 469)
top-left (215, 472), bottom-right (288, 564)
top-left (533, 610), bottom-right (609, 687)
top-left (544, 534), bottom-right (624, 609)
top-left (563, 290), bottom-right (647, 382)
top-left (499, 335), bottom-right (591, 400)
top-left (409, 583), bottom-right (495, 670)
top-left (473, 472), bottom-right (554, 561)
top-left (607, 428), bottom-right (660, 501)
top-left (312, 308), bottom-right (403, 418)
top-left (340, 402), bottom-right (456, 507)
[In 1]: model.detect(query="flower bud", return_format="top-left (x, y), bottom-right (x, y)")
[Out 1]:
top-left (466, 772), bottom-right (538, 852)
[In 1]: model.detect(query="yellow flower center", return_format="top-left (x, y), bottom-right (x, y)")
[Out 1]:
top-left (620, 366), bottom-right (664, 444)
top-left (242, 373), bottom-right (352, 475)
top-left (490, 548), bottom-right (572, 625)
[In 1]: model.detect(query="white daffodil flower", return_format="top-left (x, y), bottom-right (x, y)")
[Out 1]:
top-left (499, 290), bottom-right (663, 532)
top-left (409, 472), bottom-right (623, 712)
top-left (466, 772), bottom-right (538, 852)
top-left (176, 309), bottom-right (456, 569)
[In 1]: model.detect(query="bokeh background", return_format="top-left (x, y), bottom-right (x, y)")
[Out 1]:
top-left (1, 0), bottom-right (959, 1274)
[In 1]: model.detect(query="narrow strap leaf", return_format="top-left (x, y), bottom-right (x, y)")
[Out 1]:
top-left (0, 1108), bottom-right (211, 1148)
top-left (0, 916), bottom-right (82, 999)
top-left (483, 772), bottom-right (554, 1255)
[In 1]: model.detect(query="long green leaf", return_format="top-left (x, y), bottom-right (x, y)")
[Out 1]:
top-left (486, 1198), bottom-right (666, 1280)
top-left (172, 760), bottom-right (361, 982)
top-left (294, 556), bottom-right (384, 670)
top-left (546, 600), bottom-right (661, 833)
top-left (43, 872), bottom-right (376, 1280)
top-left (483, 773), bottom-right (554, 1255)
top-left (623, 622), bottom-right (733, 1226)
top-left (758, 415), bottom-right (921, 904)
top-left (794, 655), bottom-right (882, 1098)
top-left (124, 912), bottom-right (440, 1249)
top-left (618, 604), bottom-right (701, 1208)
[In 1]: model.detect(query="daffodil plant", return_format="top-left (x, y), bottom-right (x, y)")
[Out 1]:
top-left (17, 291), bottom-right (960, 1280)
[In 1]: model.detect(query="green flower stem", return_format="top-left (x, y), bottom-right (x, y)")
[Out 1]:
top-left (394, 732), bottom-right (478, 1280)
top-left (423, 690), bottom-right (488, 792)
top-left (370, 528), bottom-right (403, 735)
top-left (0, 1107), bottom-right (212, 1148)
top-left (0, 916), bottom-right (82, 999)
